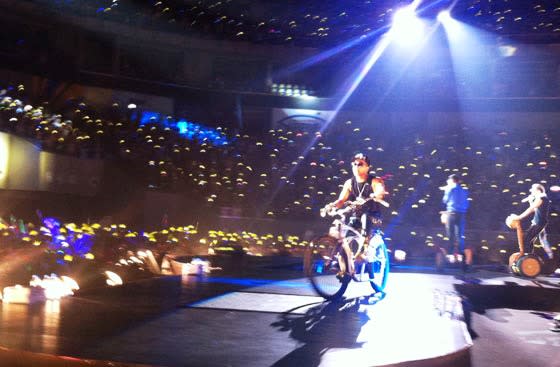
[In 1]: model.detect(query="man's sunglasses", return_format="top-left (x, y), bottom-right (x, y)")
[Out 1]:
top-left (352, 161), bottom-right (366, 167)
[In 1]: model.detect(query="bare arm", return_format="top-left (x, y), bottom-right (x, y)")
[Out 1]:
top-left (513, 197), bottom-right (542, 221)
top-left (371, 177), bottom-right (386, 200)
top-left (332, 179), bottom-right (352, 208)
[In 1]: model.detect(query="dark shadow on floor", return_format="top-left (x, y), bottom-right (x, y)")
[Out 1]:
top-left (454, 283), bottom-right (560, 313)
top-left (455, 281), bottom-right (560, 341)
top-left (270, 298), bottom-right (368, 367)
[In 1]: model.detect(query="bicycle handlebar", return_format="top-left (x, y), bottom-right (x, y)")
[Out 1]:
top-left (320, 196), bottom-right (389, 218)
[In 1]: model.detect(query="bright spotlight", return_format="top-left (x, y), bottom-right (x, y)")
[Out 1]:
top-left (390, 6), bottom-right (425, 45)
top-left (498, 44), bottom-right (517, 57)
top-left (394, 249), bottom-right (407, 261)
top-left (0, 133), bottom-right (9, 186)
top-left (437, 10), bottom-right (452, 24)
top-left (393, 7), bottom-right (416, 28)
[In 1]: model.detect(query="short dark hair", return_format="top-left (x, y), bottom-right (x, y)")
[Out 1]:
top-left (352, 153), bottom-right (370, 165)
top-left (448, 174), bottom-right (460, 183)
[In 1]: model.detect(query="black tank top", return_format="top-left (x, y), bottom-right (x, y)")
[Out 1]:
top-left (532, 195), bottom-right (550, 226)
top-left (349, 174), bottom-right (382, 216)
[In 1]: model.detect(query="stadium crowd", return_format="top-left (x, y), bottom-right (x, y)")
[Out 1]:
top-left (20, 0), bottom-right (560, 46)
top-left (1, 84), bottom-right (559, 265)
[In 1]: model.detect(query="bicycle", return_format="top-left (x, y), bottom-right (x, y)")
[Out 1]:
top-left (306, 197), bottom-right (390, 301)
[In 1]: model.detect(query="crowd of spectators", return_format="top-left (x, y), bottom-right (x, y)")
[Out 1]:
top-left (1, 84), bottom-right (559, 263)
top-left (0, 215), bottom-right (306, 260)
top-left (20, 0), bottom-right (560, 46)
top-left (0, 211), bottom-right (308, 289)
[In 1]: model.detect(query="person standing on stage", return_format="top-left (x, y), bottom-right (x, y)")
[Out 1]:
top-left (441, 174), bottom-right (472, 272)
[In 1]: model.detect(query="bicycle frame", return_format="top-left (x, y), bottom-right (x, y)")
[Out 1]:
top-left (308, 200), bottom-right (390, 300)
top-left (328, 216), bottom-right (385, 281)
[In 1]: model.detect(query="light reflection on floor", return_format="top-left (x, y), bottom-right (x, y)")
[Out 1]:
top-left (0, 299), bottom-right (61, 355)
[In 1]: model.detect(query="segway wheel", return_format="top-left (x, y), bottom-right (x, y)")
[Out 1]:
top-left (517, 255), bottom-right (541, 278)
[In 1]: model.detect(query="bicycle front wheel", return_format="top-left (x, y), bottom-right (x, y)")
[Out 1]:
top-left (368, 235), bottom-right (390, 293)
top-left (308, 236), bottom-right (350, 300)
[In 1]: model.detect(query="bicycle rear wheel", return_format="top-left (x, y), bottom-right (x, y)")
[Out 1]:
top-left (308, 236), bottom-right (350, 300)
top-left (368, 234), bottom-right (390, 293)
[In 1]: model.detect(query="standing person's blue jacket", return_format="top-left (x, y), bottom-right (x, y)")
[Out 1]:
top-left (443, 184), bottom-right (469, 213)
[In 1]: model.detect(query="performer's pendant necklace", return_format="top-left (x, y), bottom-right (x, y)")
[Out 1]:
top-left (356, 180), bottom-right (367, 199)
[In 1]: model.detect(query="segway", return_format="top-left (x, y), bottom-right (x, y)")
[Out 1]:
top-left (508, 252), bottom-right (541, 278)
top-left (505, 215), bottom-right (549, 278)
top-left (534, 245), bottom-right (559, 276)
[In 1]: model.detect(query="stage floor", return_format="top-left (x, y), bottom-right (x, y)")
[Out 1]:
top-left (0, 266), bottom-right (559, 367)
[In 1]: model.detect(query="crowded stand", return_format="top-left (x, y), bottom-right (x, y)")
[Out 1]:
top-left (1, 83), bottom-right (559, 267)
top-left (0, 213), bottom-right (308, 287)
top-left (20, 0), bottom-right (560, 46)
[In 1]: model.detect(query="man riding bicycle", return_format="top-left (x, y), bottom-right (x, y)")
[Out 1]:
top-left (324, 153), bottom-right (387, 274)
